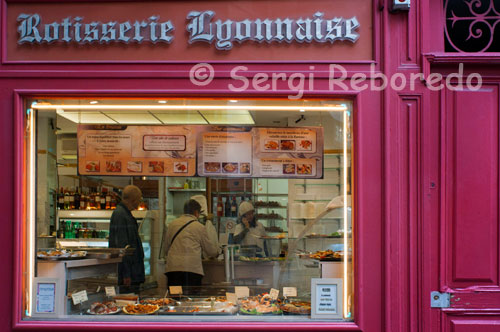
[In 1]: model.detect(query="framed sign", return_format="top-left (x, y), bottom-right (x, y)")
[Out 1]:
top-left (311, 278), bottom-right (343, 319)
top-left (31, 278), bottom-right (64, 317)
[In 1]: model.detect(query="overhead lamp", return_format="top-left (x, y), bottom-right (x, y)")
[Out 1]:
top-left (33, 104), bottom-right (348, 112)
top-left (89, 101), bottom-right (99, 104)
top-left (158, 100), bottom-right (167, 104)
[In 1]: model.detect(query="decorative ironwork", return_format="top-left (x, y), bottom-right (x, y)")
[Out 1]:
top-left (445, 0), bottom-right (500, 52)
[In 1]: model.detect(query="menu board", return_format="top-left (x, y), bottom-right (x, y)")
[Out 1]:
top-left (79, 125), bottom-right (323, 178)
top-left (198, 129), bottom-right (253, 177)
top-left (78, 125), bottom-right (197, 176)
top-left (197, 126), bottom-right (323, 179)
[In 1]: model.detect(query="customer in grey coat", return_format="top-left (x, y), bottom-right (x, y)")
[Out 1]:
top-left (109, 185), bottom-right (145, 293)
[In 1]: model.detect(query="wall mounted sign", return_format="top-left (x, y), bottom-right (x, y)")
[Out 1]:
top-left (196, 126), bottom-right (324, 179)
top-left (77, 125), bottom-right (197, 177)
top-left (17, 11), bottom-right (359, 51)
top-left (77, 125), bottom-right (324, 178)
top-left (7, 0), bottom-right (372, 62)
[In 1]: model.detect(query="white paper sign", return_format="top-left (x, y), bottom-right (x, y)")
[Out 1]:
top-left (315, 284), bottom-right (337, 313)
top-left (36, 283), bottom-right (56, 313)
top-left (72, 290), bottom-right (88, 305)
top-left (105, 286), bottom-right (116, 297)
top-left (235, 286), bottom-right (250, 298)
top-left (226, 292), bottom-right (238, 304)
top-left (269, 288), bottom-right (279, 300)
top-left (169, 286), bottom-right (183, 295)
top-left (283, 287), bottom-right (297, 297)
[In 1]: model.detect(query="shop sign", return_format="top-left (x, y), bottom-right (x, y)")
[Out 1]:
top-left (17, 11), bottom-right (359, 51)
top-left (77, 125), bottom-right (324, 179)
top-left (7, 0), bottom-right (372, 62)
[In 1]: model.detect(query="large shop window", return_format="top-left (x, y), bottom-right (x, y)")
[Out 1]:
top-left (22, 98), bottom-right (354, 322)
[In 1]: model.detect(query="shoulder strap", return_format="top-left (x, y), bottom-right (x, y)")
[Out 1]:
top-left (170, 219), bottom-right (196, 246)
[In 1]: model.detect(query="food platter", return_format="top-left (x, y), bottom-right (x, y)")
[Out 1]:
top-left (37, 250), bottom-right (87, 260)
top-left (87, 302), bottom-right (121, 315)
top-left (239, 295), bottom-right (282, 315)
top-left (140, 298), bottom-right (177, 307)
top-left (281, 301), bottom-right (311, 315)
top-left (122, 304), bottom-right (160, 315)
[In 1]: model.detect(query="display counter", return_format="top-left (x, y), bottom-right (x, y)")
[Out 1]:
top-left (37, 257), bottom-right (122, 315)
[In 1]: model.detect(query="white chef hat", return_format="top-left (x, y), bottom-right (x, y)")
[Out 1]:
top-left (191, 195), bottom-right (208, 216)
top-left (238, 201), bottom-right (254, 217)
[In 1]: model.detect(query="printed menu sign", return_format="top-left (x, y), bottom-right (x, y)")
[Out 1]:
top-left (198, 130), bottom-right (253, 177)
top-left (79, 125), bottom-right (323, 179)
top-left (253, 127), bottom-right (324, 178)
top-left (36, 283), bottom-right (56, 313)
top-left (315, 284), bottom-right (337, 314)
top-left (78, 125), bottom-right (196, 176)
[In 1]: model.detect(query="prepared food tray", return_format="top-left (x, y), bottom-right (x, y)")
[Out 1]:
top-left (309, 249), bottom-right (343, 261)
top-left (239, 256), bottom-right (285, 262)
top-left (239, 294), bottom-right (282, 315)
top-left (37, 249), bottom-right (87, 260)
top-left (122, 304), bottom-right (160, 315)
top-left (140, 298), bottom-right (177, 306)
top-left (281, 301), bottom-right (311, 315)
top-left (87, 301), bottom-right (121, 315)
top-left (159, 303), bottom-right (237, 315)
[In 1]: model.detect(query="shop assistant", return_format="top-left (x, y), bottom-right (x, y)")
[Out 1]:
top-left (108, 185), bottom-right (145, 293)
top-left (232, 201), bottom-right (268, 257)
top-left (164, 199), bottom-right (219, 294)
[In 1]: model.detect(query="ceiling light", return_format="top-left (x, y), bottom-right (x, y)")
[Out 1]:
top-left (33, 104), bottom-right (348, 112)
top-left (152, 112), bottom-right (207, 124)
top-left (57, 110), bottom-right (117, 124)
top-left (104, 113), bottom-right (162, 124)
top-left (89, 101), bottom-right (99, 104)
top-left (229, 100), bottom-right (238, 103)
top-left (300, 109), bottom-right (305, 112)
top-left (158, 100), bottom-right (167, 104)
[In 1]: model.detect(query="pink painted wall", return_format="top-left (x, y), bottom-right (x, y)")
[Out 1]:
top-left (2, 0), bottom-right (499, 331)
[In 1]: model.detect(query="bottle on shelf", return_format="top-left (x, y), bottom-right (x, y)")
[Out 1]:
top-left (111, 196), bottom-right (117, 210)
top-left (63, 190), bottom-right (70, 210)
top-left (69, 187), bottom-right (75, 210)
top-left (57, 188), bottom-right (64, 210)
top-left (79, 192), bottom-right (87, 210)
top-left (231, 196), bottom-right (238, 217)
top-left (224, 197), bottom-right (231, 217)
top-left (74, 187), bottom-right (80, 210)
top-left (95, 189), bottom-right (101, 210)
top-left (100, 193), bottom-right (106, 210)
top-left (105, 189), bottom-right (111, 210)
top-left (57, 220), bottom-right (65, 239)
top-left (216, 196), bottom-right (223, 217)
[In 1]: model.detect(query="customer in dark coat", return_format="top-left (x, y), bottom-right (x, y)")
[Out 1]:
top-left (109, 185), bottom-right (145, 293)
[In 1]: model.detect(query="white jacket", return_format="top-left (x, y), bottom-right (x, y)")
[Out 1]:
top-left (164, 214), bottom-right (219, 276)
top-left (234, 221), bottom-right (267, 255)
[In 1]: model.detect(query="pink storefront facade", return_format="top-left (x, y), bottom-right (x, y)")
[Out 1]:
top-left (1, 0), bottom-right (500, 331)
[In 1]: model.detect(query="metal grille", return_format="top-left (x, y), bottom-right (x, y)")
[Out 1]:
top-left (445, 0), bottom-right (500, 52)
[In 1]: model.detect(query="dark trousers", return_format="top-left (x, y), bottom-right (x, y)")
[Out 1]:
top-left (119, 282), bottom-right (141, 294)
top-left (166, 271), bottom-right (203, 296)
